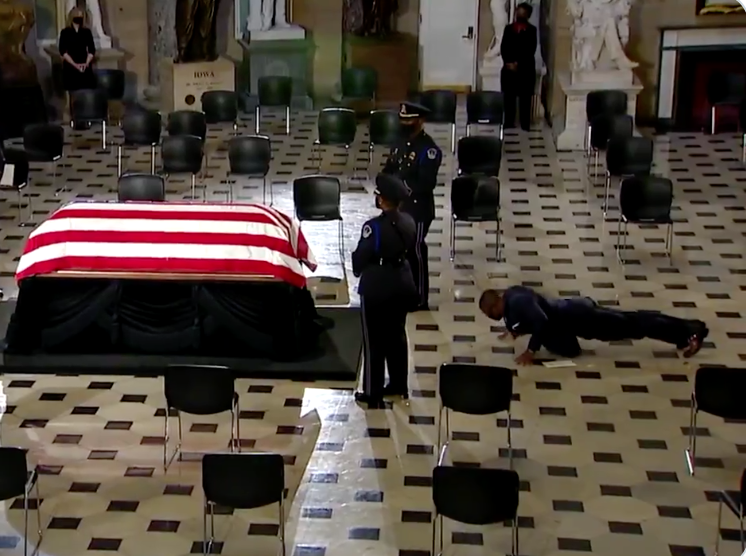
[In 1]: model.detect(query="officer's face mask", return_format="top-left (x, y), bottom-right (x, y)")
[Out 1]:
top-left (72, 16), bottom-right (83, 24)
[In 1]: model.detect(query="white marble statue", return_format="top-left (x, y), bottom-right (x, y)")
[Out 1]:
top-left (246, 0), bottom-right (304, 39)
top-left (567, 0), bottom-right (637, 72)
top-left (483, 0), bottom-right (509, 64)
top-left (65, 0), bottom-right (111, 49)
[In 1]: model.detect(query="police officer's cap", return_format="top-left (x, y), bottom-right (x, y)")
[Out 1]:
top-left (375, 173), bottom-right (410, 203)
top-left (399, 101), bottom-right (430, 120)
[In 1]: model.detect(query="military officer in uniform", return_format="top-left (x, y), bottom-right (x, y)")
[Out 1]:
top-left (353, 173), bottom-right (418, 409)
top-left (383, 101), bottom-right (442, 311)
top-left (479, 286), bottom-right (709, 365)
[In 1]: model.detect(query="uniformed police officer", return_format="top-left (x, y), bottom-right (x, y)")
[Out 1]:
top-left (479, 286), bottom-right (710, 365)
top-left (353, 173), bottom-right (418, 409)
top-left (382, 101), bottom-right (443, 311)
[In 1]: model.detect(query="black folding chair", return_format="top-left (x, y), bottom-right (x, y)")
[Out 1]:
top-left (293, 175), bottom-right (344, 263)
top-left (603, 135), bottom-right (653, 215)
top-left (457, 136), bottom-right (502, 176)
top-left (118, 108), bottom-right (161, 176)
top-left (706, 72), bottom-right (746, 135)
top-left (714, 468), bottom-right (745, 556)
top-left (161, 135), bottom-right (204, 200)
top-left (450, 175), bottom-right (501, 262)
top-left (71, 88), bottom-right (109, 149)
top-left (585, 90), bottom-right (628, 156)
top-left (0, 447), bottom-right (43, 556)
top-left (432, 462), bottom-right (519, 556)
top-left (437, 363), bottom-right (514, 467)
top-left (740, 99), bottom-right (746, 163)
top-left (0, 147), bottom-right (31, 225)
top-left (167, 110), bottom-right (207, 142)
top-left (466, 90), bottom-right (504, 139)
top-left (367, 109), bottom-right (400, 174)
top-left (419, 89), bottom-right (458, 153)
top-left (163, 365), bottom-right (240, 471)
top-left (256, 76), bottom-right (292, 135)
top-left (201, 90), bottom-right (239, 130)
top-left (616, 176), bottom-right (673, 263)
top-left (313, 107), bottom-right (357, 175)
top-left (228, 135), bottom-right (271, 204)
top-left (685, 366), bottom-right (746, 476)
top-left (23, 123), bottom-right (65, 195)
top-left (587, 114), bottom-right (633, 183)
top-left (118, 173), bottom-right (166, 202)
top-left (202, 452), bottom-right (286, 556)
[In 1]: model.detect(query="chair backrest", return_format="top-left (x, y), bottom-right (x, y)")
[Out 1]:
top-left (619, 176), bottom-right (672, 223)
top-left (585, 90), bottom-right (628, 121)
top-left (341, 67), bottom-right (377, 99)
top-left (589, 114), bottom-right (633, 149)
top-left (164, 365), bottom-right (235, 415)
top-left (439, 363), bottom-right (513, 414)
top-left (122, 108), bottom-right (162, 146)
top-left (23, 123), bottom-right (64, 161)
top-left (94, 69), bottom-right (125, 100)
top-left (466, 90), bottom-right (504, 125)
top-left (457, 135), bottom-right (503, 176)
top-left (707, 72), bottom-right (746, 105)
top-left (167, 110), bottom-right (207, 141)
top-left (694, 366), bottom-right (746, 420)
top-left (419, 89), bottom-right (457, 124)
top-left (606, 136), bottom-right (654, 177)
top-left (293, 175), bottom-right (342, 221)
top-left (228, 135), bottom-right (271, 176)
top-left (201, 90), bottom-right (238, 124)
top-left (71, 88), bottom-right (108, 122)
top-left (317, 107), bottom-right (357, 146)
top-left (160, 135), bottom-right (204, 175)
top-left (202, 452), bottom-right (285, 510)
top-left (0, 447), bottom-right (29, 501)
top-left (368, 110), bottom-right (401, 147)
top-left (258, 76), bottom-right (292, 107)
top-left (118, 173), bottom-right (166, 202)
top-left (741, 469), bottom-right (746, 503)
top-left (741, 99), bottom-right (746, 129)
top-left (433, 466), bottom-right (519, 525)
top-left (451, 175), bottom-right (501, 222)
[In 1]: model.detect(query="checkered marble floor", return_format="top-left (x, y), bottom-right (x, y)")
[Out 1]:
top-left (1, 107), bottom-right (746, 556)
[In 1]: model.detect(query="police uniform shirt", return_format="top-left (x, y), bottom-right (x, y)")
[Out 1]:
top-left (502, 285), bottom-right (553, 352)
top-left (352, 210), bottom-right (417, 300)
top-left (383, 132), bottom-right (442, 220)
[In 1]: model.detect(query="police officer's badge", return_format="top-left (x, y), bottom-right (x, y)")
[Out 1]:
top-left (362, 224), bottom-right (372, 239)
top-left (427, 148), bottom-right (438, 160)
top-left (409, 152), bottom-right (416, 160)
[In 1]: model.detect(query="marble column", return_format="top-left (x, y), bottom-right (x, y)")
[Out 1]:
top-left (145, 0), bottom-right (176, 98)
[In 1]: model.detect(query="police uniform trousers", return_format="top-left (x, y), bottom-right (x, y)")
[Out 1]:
top-left (360, 297), bottom-right (409, 399)
top-left (407, 219), bottom-right (431, 308)
top-left (541, 302), bottom-right (700, 359)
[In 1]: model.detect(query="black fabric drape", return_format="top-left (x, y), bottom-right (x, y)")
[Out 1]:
top-left (4, 278), bottom-right (323, 359)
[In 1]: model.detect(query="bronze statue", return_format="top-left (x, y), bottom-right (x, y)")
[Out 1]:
top-left (175, 0), bottom-right (221, 63)
top-left (0, 0), bottom-right (38, 86)
top-left (360, 0), bottom-right (398, 36)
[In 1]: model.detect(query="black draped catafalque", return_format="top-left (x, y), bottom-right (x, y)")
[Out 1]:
top-left (175, 0), bottom-right (221, 63)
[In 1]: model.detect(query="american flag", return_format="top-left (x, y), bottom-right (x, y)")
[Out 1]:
top-left (16, 202), bottom-right (318, 288)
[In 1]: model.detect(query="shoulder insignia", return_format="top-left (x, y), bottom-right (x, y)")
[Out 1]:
top-left (409, 151), bottom-right (416, 160)
top-left (427, 148), bottom-right (438, 160)
top-left (362, 224), bottom-right (372, 239)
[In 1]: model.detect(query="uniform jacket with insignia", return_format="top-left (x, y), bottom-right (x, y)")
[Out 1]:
top-left (352, 209), bottom-right (417, 302)
top-left (382, 130), bottom-right (442, 221)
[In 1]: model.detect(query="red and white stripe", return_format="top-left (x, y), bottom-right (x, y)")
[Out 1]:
top-left (16, 202), bottom-right (318, 288)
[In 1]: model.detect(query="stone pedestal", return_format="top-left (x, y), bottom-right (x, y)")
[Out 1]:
top-left (249, 25), bottom-right (306, 41)
top-left (160, 57), bottom-right (236, 113)
top-left (239, 38), bottom-right (313, 110)
top-left (553, 71), bottom-right (642, 152)
top-left (479, 59), bottom-right (503, 92)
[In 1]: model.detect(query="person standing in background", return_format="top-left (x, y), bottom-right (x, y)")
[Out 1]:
top-left (500, 2), bottom-right (537, 131)
top-left (58, 7), bottom-right (96, 93)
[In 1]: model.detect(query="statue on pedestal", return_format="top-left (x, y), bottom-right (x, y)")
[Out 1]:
top-left (0, 0), bottom-right (38, 86)
top-left (479, 0), bottom-right (509, 90)
top-left (567, 0), bottom-right (637, 73)
top-left (246, 0), bottom-right (305, 40)
top-left (64, 0), bottom-right (111, 48)
top-left (175, 0), bottom-right (221, 62)
top-left (343, 0), bottom-right (364, 34)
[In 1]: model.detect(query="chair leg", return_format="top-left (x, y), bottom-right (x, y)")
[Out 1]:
top-left (666, 222), bottom-right (674, 259)
top-left (101, 121), bottom-right (107, 151)
top-left (495, 211), bottom-right (501, 262)
top-left (603, 173), bottom-right (612, 215)
top-left (512, 517), bottom-right (519, 556)
top-left (710, 106), bottom-right (716, 135)
top-left (431, 513), bottom-right (440, 556)
top-left (229, 396), bottom-right (239, 452)
top-left (685, 397), bottom-right (698, 475)
top-left (615, 216), bottom-right (624, 263)
top-left (255, 105), bottom-right (261, 134)
top-left (285, 106), bottom-right (291, 135)
top-left (714, 497), bottom-right (723, 556)
top-left (191, 174), bottom-right (197, 200)
top-left (450, 123), bottom-right (456, 153)
top-left (279, 499), bottom-right (287, 556)
top-left (742, 132), bottom-right (746, 163)
top-left (449, 215), bottom-right (456, 261)
top-left (227, 172), bottom-right (233, 204)
top-left (499, 124), bottom-right (504, 141)
top-left (202, 499), bottom-right (209, 556)
top-left (163, 408), bottom-right (184, 471)
top-left (436, 405), bottom-right (444, 459)
top-left (53, 160), bottom-right (65, 196)
top-left (585, 124), bottom-right (592, 156)
top-left (337, 219), bottom-right (345, 264)
top-left (592, 150), bottom-right (599, 185)
top-left (150, 145), bottom-right (157, 174)
top-left (507, 410), bottom-right (513, 470)
top-left (117, 145), bottom-right (123, 177)
top-left (466, 123), bottom-right (470, 137)
top-left (366, 145), bottom-right (373, 179)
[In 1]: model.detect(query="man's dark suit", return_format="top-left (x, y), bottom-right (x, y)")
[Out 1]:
top-left (500, 22), bottom-right (538, 131)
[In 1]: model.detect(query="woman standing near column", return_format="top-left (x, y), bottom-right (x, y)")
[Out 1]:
top-left (58, 7), bottom-right (96, 96)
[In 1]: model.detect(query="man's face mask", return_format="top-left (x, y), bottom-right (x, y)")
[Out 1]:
top-left (72, 17), bottom-right (83, 24)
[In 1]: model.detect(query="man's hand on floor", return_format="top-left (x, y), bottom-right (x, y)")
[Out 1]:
top-left (515, 350), bottom-right (535, 366)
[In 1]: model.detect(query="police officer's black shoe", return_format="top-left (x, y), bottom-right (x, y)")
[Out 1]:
top-left (382, 384), bottom-right (409, 399)
top-left (354, 392), bottom-right (386, 409)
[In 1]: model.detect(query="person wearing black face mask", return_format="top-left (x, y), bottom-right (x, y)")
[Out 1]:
top-left (58, 8), bottom-right (96, 94)
top-left (353, 173), bottom-right (417, 409)
top-left (382, 101), bottom-right (442, 312)
top-left (500, 2), bottom-right (538, 132)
